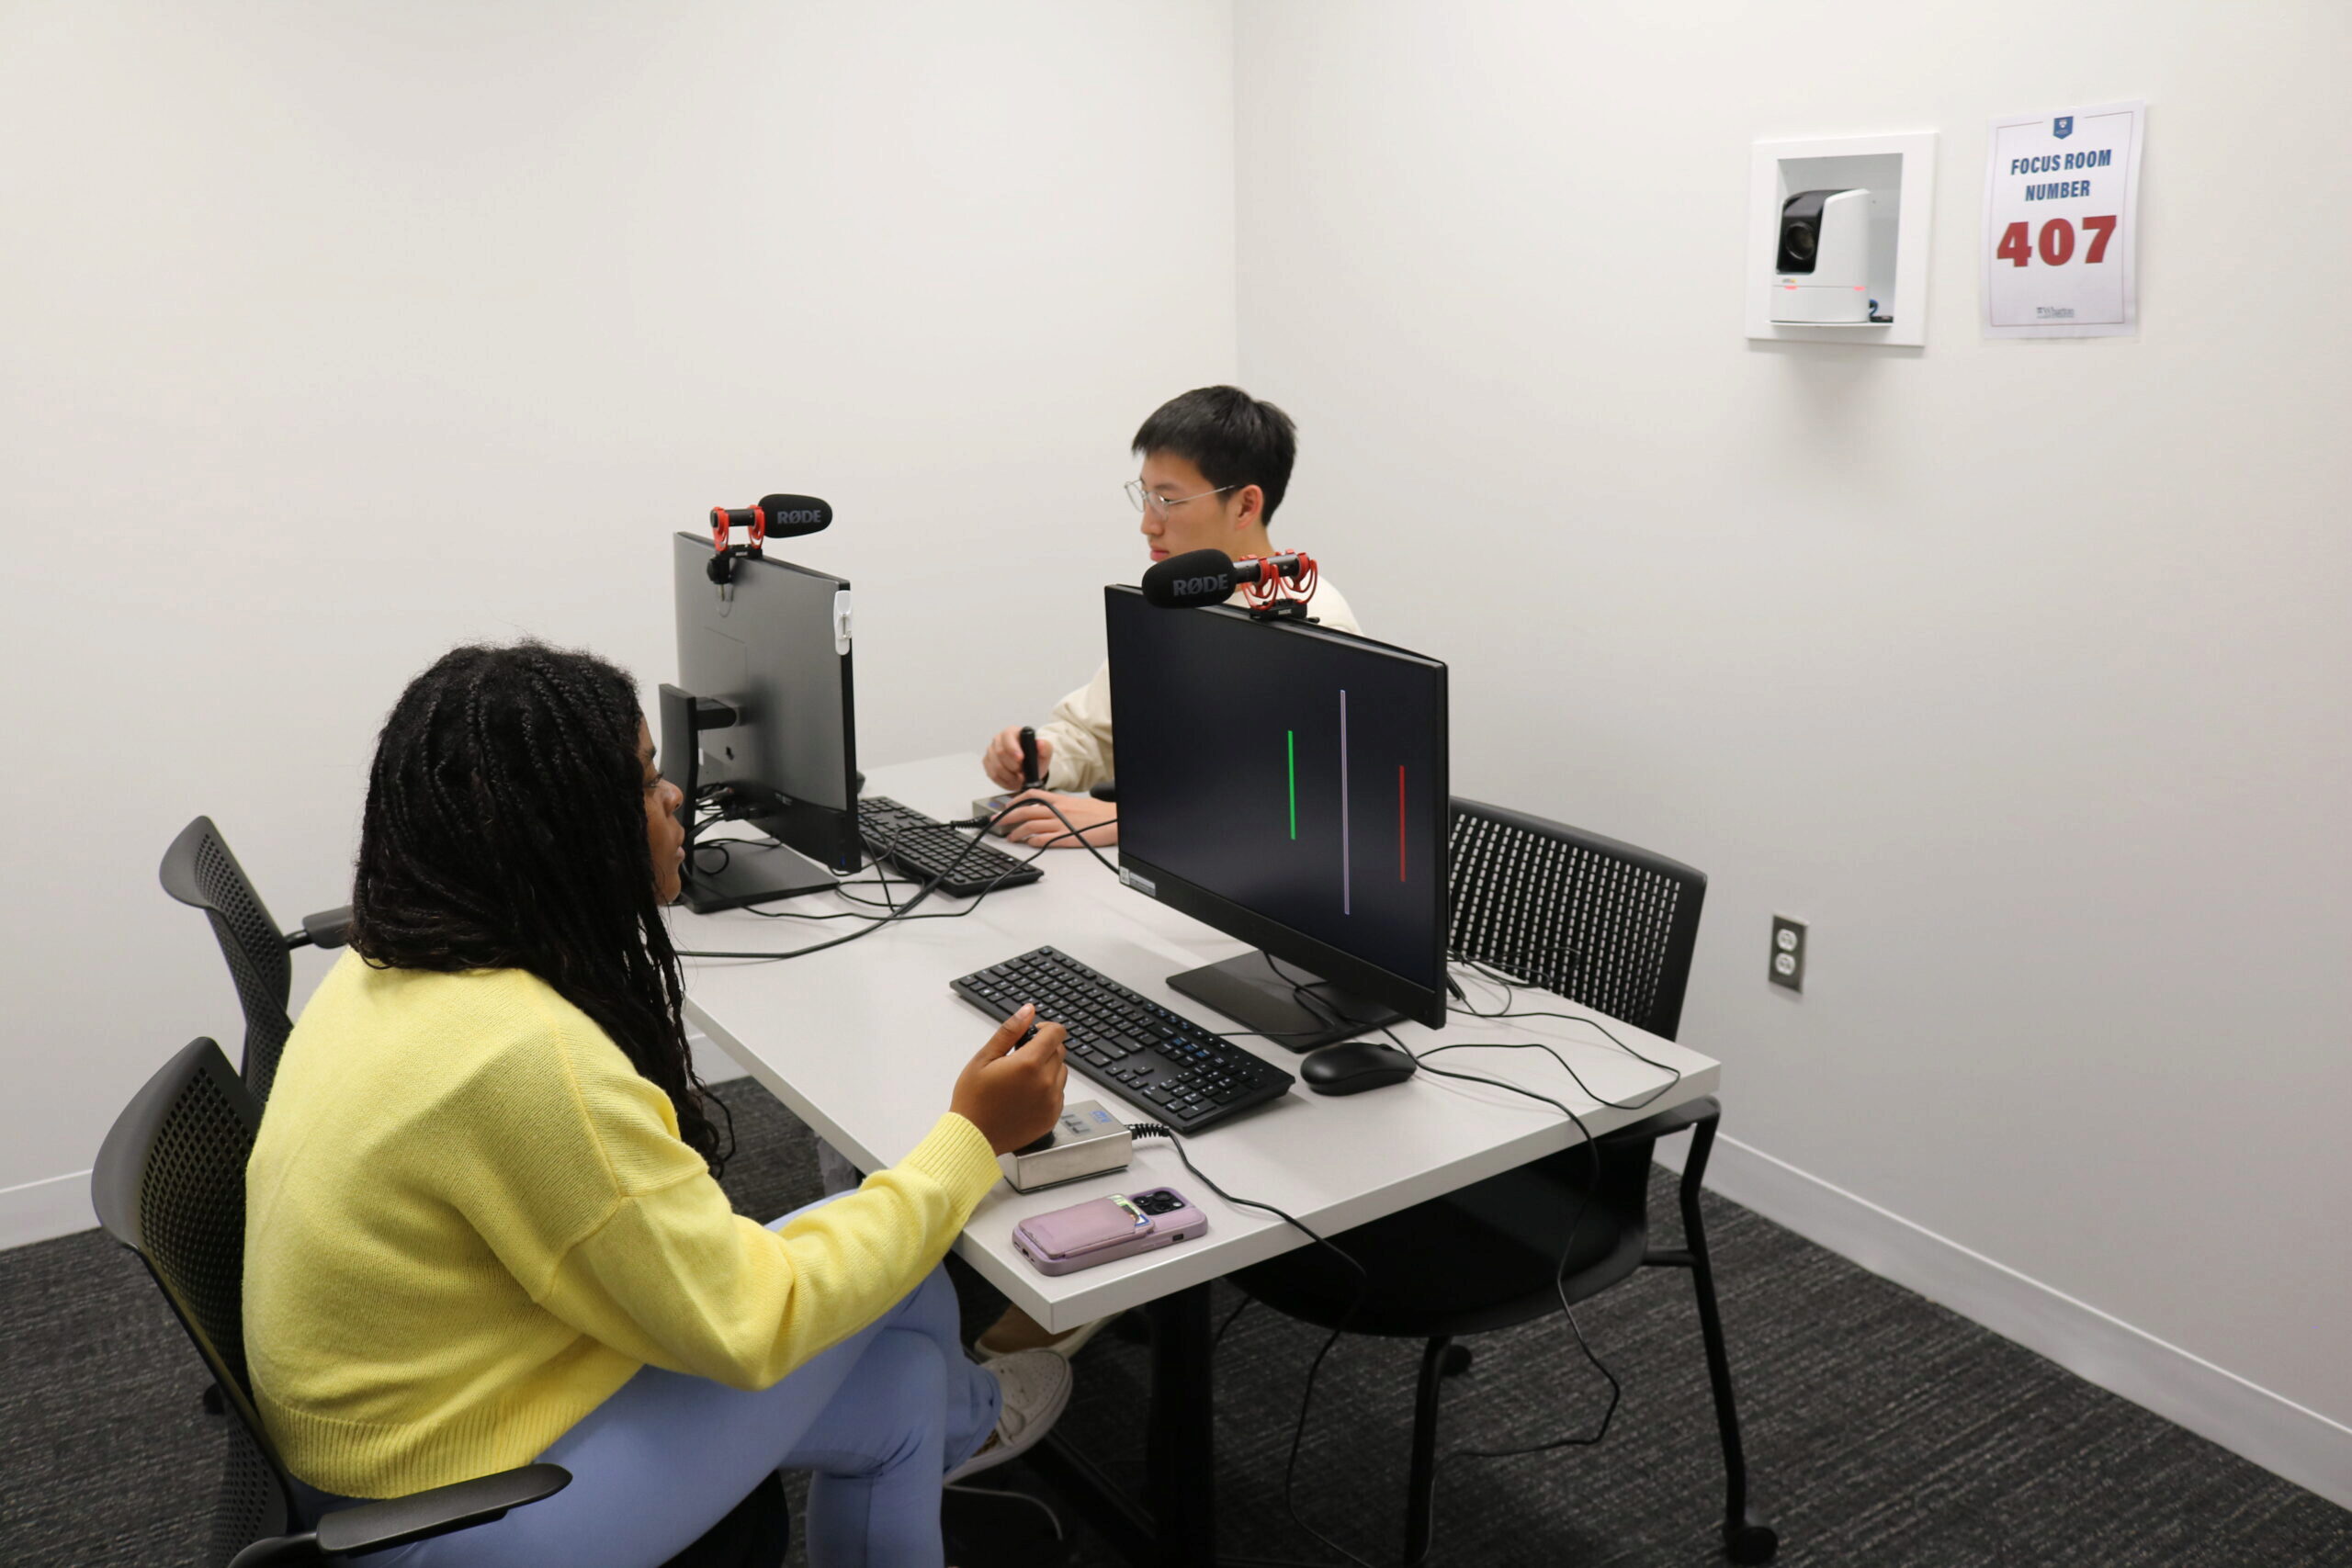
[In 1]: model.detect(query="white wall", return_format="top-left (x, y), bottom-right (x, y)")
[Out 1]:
top-left (8, 0), bottom-right (2347, 1509)
top-left (1236, 0), bottom-right (2350, 1500)
top-left (0, 1), bottom-right (1237, 1237)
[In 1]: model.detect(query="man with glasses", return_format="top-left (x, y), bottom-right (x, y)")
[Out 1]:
top-left (981, 385), bottom-right (1363, 852)
top-left (970, 384), bottom-right (1364, 1361)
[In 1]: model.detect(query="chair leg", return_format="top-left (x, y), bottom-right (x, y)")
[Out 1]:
top-left (1679, 1119), bottom-right (1779, 1564)
top-left (1404, 1336), bottom-right (1452, 1566)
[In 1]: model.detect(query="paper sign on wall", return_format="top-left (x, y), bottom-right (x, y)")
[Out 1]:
top-left (1982, 101), bottom-right (2144, 338)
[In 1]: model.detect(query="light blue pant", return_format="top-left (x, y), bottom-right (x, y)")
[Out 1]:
top-left (293, 1200), bottom-right (999, 1568)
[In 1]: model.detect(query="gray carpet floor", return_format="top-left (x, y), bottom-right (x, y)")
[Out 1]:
top-left (6, 1077), bottom-right (2346, 1567)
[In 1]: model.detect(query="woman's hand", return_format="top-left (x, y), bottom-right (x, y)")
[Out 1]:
top-left (950, 1004), bottom-right (1069, 1155)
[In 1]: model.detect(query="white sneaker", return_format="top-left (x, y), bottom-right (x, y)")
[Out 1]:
top-left (974, 1303), bottom-right (1121, 1361)
top-left (944, 1349), bottom-right (1074, 1483)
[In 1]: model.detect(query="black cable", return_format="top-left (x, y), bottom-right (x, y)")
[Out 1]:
top-left (672, 800), bottom-right (1112, 962)
top-left (1388, 1031), bottom-right (1629, 1472)
top-left (978, 794), bottom-right (1123, 875)
top-left (673, 800), bottom-right (1025, 961)
top-left (1447, 956), bottom-right (1679, 1077)
top-left (1428, 1036), bottom-right (1680, 1115)
top-left (1125, 1124), bottom-right (1381, 1568)
top-left (734, 870), bottom-right (921, 922)
top-left (1250, 942), bottom-right (1649, 1495)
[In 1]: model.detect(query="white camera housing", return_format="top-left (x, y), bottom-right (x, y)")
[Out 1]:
top-left (1770, 187), bottom-right (1872, 324)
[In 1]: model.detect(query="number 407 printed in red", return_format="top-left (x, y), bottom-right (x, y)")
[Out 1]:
top-left (1983, 102), bottom-right (2144, 338)
top-left (1995, 216), bottom-right (2119, 269)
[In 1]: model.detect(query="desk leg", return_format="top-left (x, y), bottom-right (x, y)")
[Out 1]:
top-left (1026, 1283), bottom-right (1218, 1568)
top-left (1145, 1284), bottom-right (1216, 1567)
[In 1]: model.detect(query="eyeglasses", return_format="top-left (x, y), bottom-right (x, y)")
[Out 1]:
top-left (1125, 478), bottom-right (1238, 520)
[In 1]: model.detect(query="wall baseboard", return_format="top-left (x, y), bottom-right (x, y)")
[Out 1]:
top-left (1664, 1132), bottom-right (2352, 1511)
top-left (2, 1169), bottom-right (95, 1251)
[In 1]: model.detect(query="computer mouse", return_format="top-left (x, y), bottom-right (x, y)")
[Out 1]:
top-left (1301, 1040), bottom-right (1419, 1096)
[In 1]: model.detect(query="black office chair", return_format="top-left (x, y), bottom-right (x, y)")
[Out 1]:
top-left (92, 1036), bottom-right (792, 1568)
top-left (1231, 798), bottom-right (1776, 1564)
top-left (159, 817), bottom-right (354, 1102)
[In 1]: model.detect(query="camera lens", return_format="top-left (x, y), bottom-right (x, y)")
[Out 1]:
top-left (1780, 221), bottom-right (1816, 268)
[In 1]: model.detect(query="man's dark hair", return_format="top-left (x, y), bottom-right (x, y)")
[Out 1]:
top-left (1133, 385), bottom-right (1299, 522)
top-left (350, 640), bottom-right (730, 1173)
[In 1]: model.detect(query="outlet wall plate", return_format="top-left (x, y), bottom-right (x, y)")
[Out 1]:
top-left (1770, 915), bottom-right (1807, 993)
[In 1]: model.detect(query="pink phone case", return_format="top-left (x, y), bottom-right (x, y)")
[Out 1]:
top-left (1012, 1188), bottom-right (1208, 1276)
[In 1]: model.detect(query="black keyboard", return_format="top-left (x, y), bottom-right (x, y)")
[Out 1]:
top-left (952, 946), bottom-right (1293, 1132)
top-left (859, 795), bottom-right (1042, 897)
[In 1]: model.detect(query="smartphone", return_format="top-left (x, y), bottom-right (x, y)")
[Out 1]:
top-left (1012, 1187), bottom-right (1207, 1276)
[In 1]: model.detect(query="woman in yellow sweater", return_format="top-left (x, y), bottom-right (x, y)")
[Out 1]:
top-left (244, 642), bottom-right (1072, 1567)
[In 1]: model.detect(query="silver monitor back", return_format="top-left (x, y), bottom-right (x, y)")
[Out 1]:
top-left (672, 532), bottom-right (862, 878)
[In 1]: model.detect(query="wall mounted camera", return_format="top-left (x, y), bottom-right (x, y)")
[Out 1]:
top-left (1772, 188), bottom-right (1878, 323)
top-left (1747, 132), bottom-right (1936, 347)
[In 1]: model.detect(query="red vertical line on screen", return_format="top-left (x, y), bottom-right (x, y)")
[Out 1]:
top-left (1340, 690), bottom-right (1351, 916)
top-left (1398, 765), bottom-right (1407, 882)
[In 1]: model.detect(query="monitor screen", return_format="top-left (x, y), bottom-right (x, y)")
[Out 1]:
top-left (1105, 587), bottom-right (1448, 1024)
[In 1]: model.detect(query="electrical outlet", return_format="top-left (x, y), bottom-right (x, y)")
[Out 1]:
top-left (1770, 916), bottom-right (1806, 993)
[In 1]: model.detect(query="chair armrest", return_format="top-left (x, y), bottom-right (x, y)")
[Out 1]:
top-left (287, 907), bottom-right (354, 951)
top-left (1599, 1094), bottom-right (1720, 1146)
top-left (322, 1463), bottom-right (570, 1555)
top-left (225, 1463), bottom-right (570, 1566)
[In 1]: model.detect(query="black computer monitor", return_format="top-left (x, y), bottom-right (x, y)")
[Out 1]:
top-left (666, 531), bottom-right (862, 912)
top-left (1105, 585), bottom-right (1449, 1046)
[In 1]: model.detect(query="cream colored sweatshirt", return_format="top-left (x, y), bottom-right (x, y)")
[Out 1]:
top-left (1038, 573), bottom-right (1363, 792)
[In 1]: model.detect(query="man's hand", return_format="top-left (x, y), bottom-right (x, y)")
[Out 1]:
top-left (998, 790), bottom-right (1117, 849)
top-left (982, 726), bottom-right (1055, 792)
top-left (949, 1004), bottom-right (1069, 1155)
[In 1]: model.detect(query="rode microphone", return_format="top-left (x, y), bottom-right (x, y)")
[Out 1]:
top-left (710, 494), bottom-right (833, 545)
top-left (1140, 547), bottom-right (1317, 611)
top-left (707, 494), bottom-right (833, 587)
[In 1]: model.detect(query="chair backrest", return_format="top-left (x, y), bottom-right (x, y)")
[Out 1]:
top-left (92, 1036), bottom-right (300, 1561)
top-left (1447, 797), bottom-right (1707, 1040)
top-left (160, 817), bottom-right (296, 1100)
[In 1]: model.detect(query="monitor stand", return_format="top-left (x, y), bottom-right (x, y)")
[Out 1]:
top-left (1167, 952), bottom-right (1402, 1053)
top-left (678, 838), bottom-right (838, 914)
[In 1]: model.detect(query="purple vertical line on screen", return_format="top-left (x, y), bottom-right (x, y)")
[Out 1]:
top-left (1340, 689), bottom-right (1351, 915)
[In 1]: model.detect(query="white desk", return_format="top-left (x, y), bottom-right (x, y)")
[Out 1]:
top-left (677, 754), bottom-right (1722, 1331)
top-left (678, 754), bottom-right (1725, 1563)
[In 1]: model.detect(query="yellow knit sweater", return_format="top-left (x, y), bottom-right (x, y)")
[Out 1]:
top-left (243, 951), bottom-right (1002, 1498)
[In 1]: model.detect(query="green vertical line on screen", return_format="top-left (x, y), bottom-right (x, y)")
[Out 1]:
top-left (1286, 729), bottom-right (1296, 840)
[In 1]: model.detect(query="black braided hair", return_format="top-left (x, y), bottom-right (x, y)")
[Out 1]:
top-left (350, 641), bottom-right (731, 1173)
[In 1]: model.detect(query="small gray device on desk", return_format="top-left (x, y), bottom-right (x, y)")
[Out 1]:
top-left (998, 1100), bottom-right (1133, 1192)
